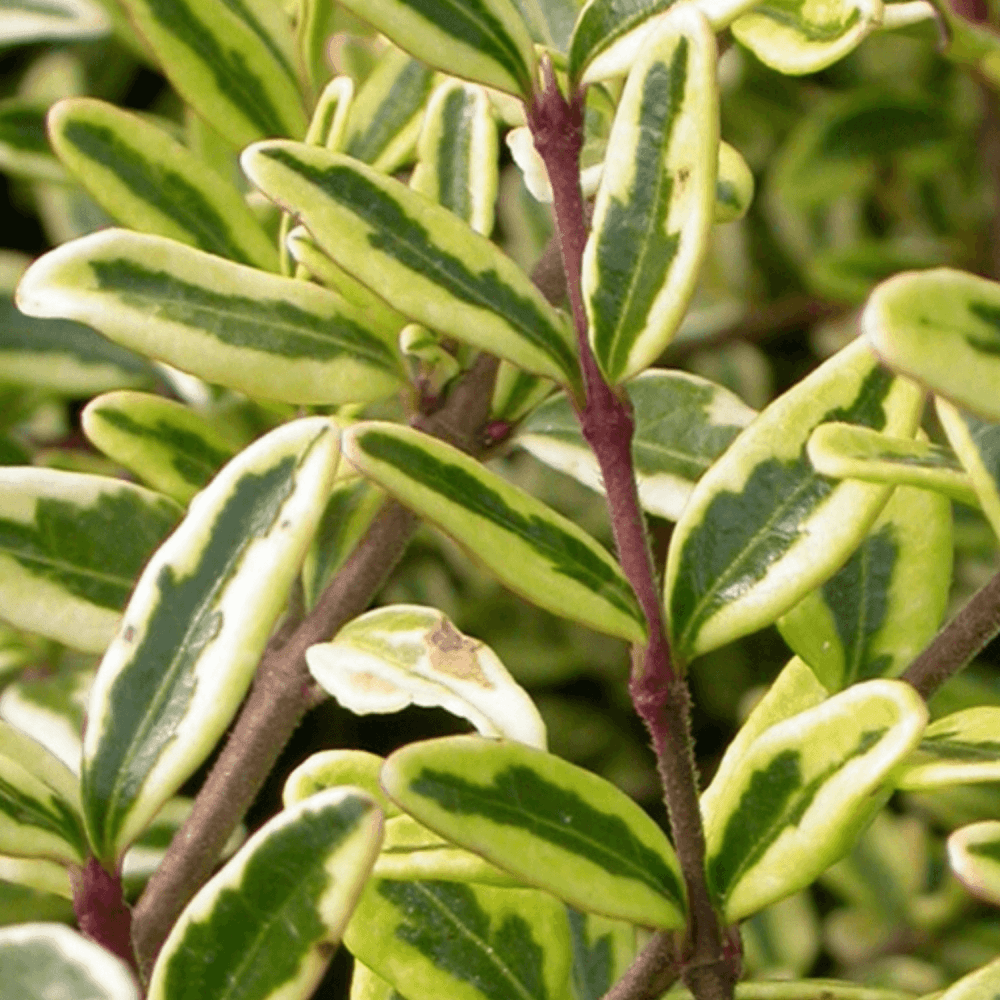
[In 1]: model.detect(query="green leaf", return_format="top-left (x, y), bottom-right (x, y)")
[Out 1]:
top-left (81, 417), bottom-right (340, 864)
top-left (0, 720), bottom-right (87, 864)
top-left (566, 909), bottom-right (637, 1000)
top-left (302, 478), bottom-right (386, 610)
top-left (242, 143), bottom-right (579, 390)
top-left (863, 268), bottom-right (1000, 422)
top-left (0, 468), bottom-right (180, 653)
top-left (777, 483), bottom-right (953, 691)
top-left (343, 878), bottom-right (572, 1000)
top-left (283, 750), bottom-right (401, 817)
top-left (896, 708), bottom-right (1000, 790)
top-left (517, 370), bottom-right (755, 522)
top-left (16, 229), bottom-right (404, 406)
top-left (582, 6), bottom-right (718, 385)
top-left (935, 397), bottom-right (1000, 541)
top-left (304, 75), bottom-right (354, 151)
top-left (343, 422), bottom-right (645, 643)
top-left (714, 141), bottom-right (755, 224)
top-left (806, 423), bottom-right (977, 506)
top-left (307, 605), bottom-right (548, 748)
top-left (0, 0), bottom-right (109, 45)
top-left (81, 391), bottom-right (239, 505)
top-left (48, 98), bottom-right (279, 272)
top-left (702, 679), bottom-right (927, 921)
top-left (491, 365), bottom-right (553, 424)
top-left (411, 79), bottom-right (498, 237)
top-left (947, 821), bottom-right (1000, 907)
top-left (665, 338), bottom-right (923, 662)
top-left (334, 0), bottom-right (536, 98)
top-left (382, 735), bottom-right (686, 927)
top-left (147, 788), bottom-right (384, 1000)
top-left (115, 0), bottom-right (306, 146)
top-left (343, 45), bottom-right (436, 173)
top-left (0, 923), bottom-right (138, 1000)
top-left (934, 956), bottom-right (1000, 1000)
top-left (729, 0), bottom-right (882, 74)
top-left (350, 962), bottom-right (404, 1000)
top-left (0, 100), bottom-right (65, 182)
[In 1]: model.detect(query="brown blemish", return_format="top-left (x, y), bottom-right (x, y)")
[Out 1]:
top-left (426, 619), bottom-right (492, 687)
top-left (350, 672), bottom-right (398, 695)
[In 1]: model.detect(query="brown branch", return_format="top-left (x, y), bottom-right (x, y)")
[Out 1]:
top-left (526, 64), bottom-right (736, 1000)
top-left (902, 565), bottom-right (1000, 700)
top-left (131, 353), bottom-right (500, 978)
top-left (601, 932), bottom-right (681, 1000)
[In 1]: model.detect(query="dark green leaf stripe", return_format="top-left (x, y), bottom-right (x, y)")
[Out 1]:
top-left (215, 0), bottom-right (298, 82)
top-left (409, 765), bottom-right (684, 904)
top-left (936, 398), bottom-right (1000, 536)
top-left (50, 100), bottom-right (278, 269)
top-left (0, 101), bottom-right (49, 155)
top-left (435, 87), bottom-right (476, 222)
top-left (0, 769), bottom-right (86, 861)
top-left (569, 0), bottom-right (676, 83)
top-left (708, 728), bottom-right (886, 903)
top-left (351, 427), bottom-right (643, 630)
top-left (149, 792), bottom-right (379, 1000)
top-left (244, 145), bottom-right (578, 386)
top-left (336, 0), bottom-right (534, 96)
top-left (967, 838), bottom-right (1000, 862)
top-left (743, 0), bottom-right (860, 42)
top-left (919, 734), bottom-right (1000, 760)
top-left (118, 0), bottom-right (306, 145)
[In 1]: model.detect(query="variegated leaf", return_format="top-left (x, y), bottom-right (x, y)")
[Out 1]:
top-left (307, 605), bottom-right (547, 748)
top-left (936, 397), bottom-right (1000, 540)
top-left (399, 323), bottom-right (462, 397)
top-left (807, 423), bottom-right (977, 506)
top-left (334, 0), bottom-right (536, 98)
top-left (567, 909), bottom-right (637, 1000)
top-left (777, 484), bottom-right (952, 691)
top-left (0, 0), bottom-right (109, 45)
top-left (343, 46), bottom-right (435, 173)
top-left (947, 821), bottom-right (1000, 907)
top-left (82, 392), bottom-right (239, 505)
top-left (730, 0), bottom-right (883, 75)
top-left (582, 6), bottom-right (718, 385)
top-left (115, 0), bottom-right (306, 146)
top-left (343, 878), bottom-right (572, 1000)
top-left (934, 956), bottom-right (1000, 1000)
top-left (302, 478), bottom-right (386, 610)
top-left (517, 370), bottom-right (756, 522)
top-left (896, 708), bottom-right (1000, 790)
top-left (0, 854), bottom-right (73, 900)
top-left (304, 75), bottom-right (354, 151)
top-left (863, 268), bottom-right (1000, 421)
top-left (16, 229), bottom-right (404, 406)
top-left (702, 679), bottom-right (927, 921)
top-left (283, 750), bottom-right (401, 817)
top-left (48, 98), bottom-right (279, 272)
top-left (242, 143), bottom-right (580, 389)
top-left (0, 720), bottom-right (86, 865)
top-left (714, 141), bottom-right (755, 224)
top-left (0, 923), bottom-right (139, 1000)
top-left (382, 735), bottom-right (686, 927)
top-left (147, 788), bottom-right (384, 1000)
top-left (0, 468), bottom-right (180, 653)
top-left (342, 422), bottom-right (645, 643)
top-left (0, 100), bottom-right (65, 182)
top-left (411, 80), bottom-right (498, 237)
top-left (350, 962), bottom-right (401, 1000)
top-left (81, 417), bottom-right (340, 864)
top-left (491, 364), bottom-right (553, 423)
top-left (666, 338), bottom-right (923, 662)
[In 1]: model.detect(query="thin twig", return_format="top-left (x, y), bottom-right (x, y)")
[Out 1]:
top-left (902, 566), bottom-right (1000, 700)
top-left (601, 932), bottom-right (681, 1000)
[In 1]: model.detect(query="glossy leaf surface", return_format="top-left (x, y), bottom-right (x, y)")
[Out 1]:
top-left (82, 418), bottom-right (339, 864)
top-left (666, 339), bottom-right (923, 661)
top-left (242, 143), bottom-right (579, 389)
top-left (897, 707), bottom-right (1000, 790)
top-left (307, 605), bottom-right (547, 748)
top-left (343, 422), bottom-right (645, 642)
top-left (382, 735), bottom-right (686, 927)
top-left (148, 789), bottom-right (383, 1000)
top-left (702, 679), bottom-right (927, 920)
top-left (947, 821), bottom-right (1000, 907)
top-left (0, 467), bottom-right (179, 653)
top-left (582, 6), bottom-right (719, 384)
top-left (16, 229), bottom-right (403, 406)
top-left (517, 370), bottom-right (756, 521)
top-left (283, 750), bottom-right (400, 817)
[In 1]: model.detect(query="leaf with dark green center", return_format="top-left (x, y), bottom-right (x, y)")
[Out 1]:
top-left (343, 423), bottom-right (644, 643)
top-left (947, 822), bottom-right (1000, 907)
top-left (148, 789), bottom-right (383, 1000)
top-left (241, 143), bottom-right (579, 389)
top-left (702, 679), bottom-right (927, 920)
top-left (0, 99), bottom-right (65, 181)
top-left (665, 339), bottom-right (923, 661)
top-left (0, 0), bottom-right (110, 45)
top-left (382, 736), bottom-right (685, 927)
top-left (344, 877), bottom-right (572, 1000)
top-left (582, 7), bottom-right (718, 384)
top-left (897, 708), bottom-right (1000, 790)
top-left (0, 467), bottom-right (179, 653)
top-left (81, 418), bottom-right (339, 864)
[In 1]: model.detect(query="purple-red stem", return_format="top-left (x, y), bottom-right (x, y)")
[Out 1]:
top-left (71, 858), bottom-right (136, 974)
top-left (527, 64), bottom-right (735, 1000)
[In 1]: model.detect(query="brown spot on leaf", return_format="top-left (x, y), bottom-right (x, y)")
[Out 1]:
top-left (427, 619), bottom-right (492, 687)
top-left (350, 672), bottom-right (398, 695)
